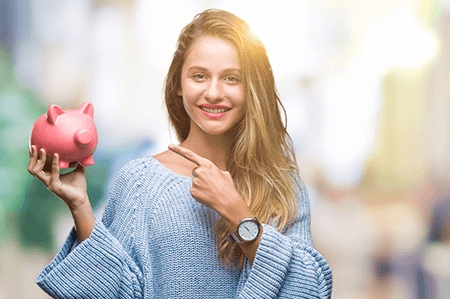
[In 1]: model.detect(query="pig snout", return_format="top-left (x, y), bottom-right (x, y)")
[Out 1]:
top-left (74, 129), bottom-right (92, 149)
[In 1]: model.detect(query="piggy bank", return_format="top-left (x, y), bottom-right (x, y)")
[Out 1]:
top-left (29, 102), bottom-right (98, 168)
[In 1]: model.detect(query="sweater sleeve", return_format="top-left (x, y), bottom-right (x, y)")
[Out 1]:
top-left (35, 159), bottom-right (146, 299)
top-left (237, 180), bottom-right (333, 299)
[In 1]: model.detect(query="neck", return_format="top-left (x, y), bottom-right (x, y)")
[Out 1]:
top-left (179, 127), bottom-right (232, 172)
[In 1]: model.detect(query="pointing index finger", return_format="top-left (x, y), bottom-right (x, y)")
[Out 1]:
top-left (168, 144), bottom-right (202, 166)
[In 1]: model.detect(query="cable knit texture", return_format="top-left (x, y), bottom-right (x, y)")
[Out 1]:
top-left (36, 156), bottom-right (332, 298)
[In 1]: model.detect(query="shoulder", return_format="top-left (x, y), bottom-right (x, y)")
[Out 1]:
top-left (296, 177), bottom-right (310, 214)
top-left (114, 150), bottom-right (194, 185)
top-left (117, 155), bottom-right (158, 177)
top-left (111, 153), bottom-right (181, 188)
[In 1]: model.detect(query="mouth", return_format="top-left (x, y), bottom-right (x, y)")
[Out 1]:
top-left (198, 106), bottom-right (231, 119)
top-left (199, 106), bottom-right (231, 114)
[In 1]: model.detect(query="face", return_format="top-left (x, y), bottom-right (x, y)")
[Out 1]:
top-left (177, 36), bottom-right (245, 138)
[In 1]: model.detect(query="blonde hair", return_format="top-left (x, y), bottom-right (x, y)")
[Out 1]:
top-left (164, 9), bottom-right (302, 269)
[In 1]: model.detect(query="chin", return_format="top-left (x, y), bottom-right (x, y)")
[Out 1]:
top-left (202, 128), bottom-right (230, 136)
top-left (196, 124), bottom-right (229, 136)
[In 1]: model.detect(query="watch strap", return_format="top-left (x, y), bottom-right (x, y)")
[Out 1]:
top-left (226, 232), bottom-right (244, 244)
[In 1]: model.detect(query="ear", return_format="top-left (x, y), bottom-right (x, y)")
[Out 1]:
top-left (47, 105), bottom-right (65, 125)
top-left (77, 102), bottom-right (94, 119)
top-left (177, 88), bottom-right (183, 96)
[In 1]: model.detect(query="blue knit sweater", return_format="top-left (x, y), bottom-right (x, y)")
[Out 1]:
top-left (36, 156), bottom-right (332, 298)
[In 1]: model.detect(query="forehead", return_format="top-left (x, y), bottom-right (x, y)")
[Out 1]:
top-left (183, 36), bottom-right (240, 72)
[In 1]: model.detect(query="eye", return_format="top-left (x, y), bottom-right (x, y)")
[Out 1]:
top-left (192, 73), bottom-right (207, 81)
top-left (224, 76), bottom-right (241, 83)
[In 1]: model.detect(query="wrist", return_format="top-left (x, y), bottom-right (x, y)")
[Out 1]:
top-left (68, 195), bottom-right (91, 212)
top-left (69, 198), bottom-right (95, 243)
top-left (219, 194), bottom-right (254, 233)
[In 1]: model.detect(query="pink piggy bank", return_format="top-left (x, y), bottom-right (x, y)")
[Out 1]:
top-left (29, 102), bottom-right (98, 168)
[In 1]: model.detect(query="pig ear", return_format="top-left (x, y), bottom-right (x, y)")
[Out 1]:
top-left (77, 102), bottom-right (94, 119)
top-left (47, 105), bottom-right (65, 125)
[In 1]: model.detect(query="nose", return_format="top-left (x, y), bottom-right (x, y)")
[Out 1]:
top-left (204, 78), bottom-right (224, 101)
top-left (74, 129), bottom-right (92, 149)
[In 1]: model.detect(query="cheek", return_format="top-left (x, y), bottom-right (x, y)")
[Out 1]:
top-left (236, 105), bottom-right (246, 122)
top-left (226, 84), bottom-right (244, 102)
top-left (232, 96), bottom-right (246, 122)
top-left (236, 84), bottom-right (245, 100)
top-left (181, 81), bottom-right (203, 99)
top-left (181, 93), bottom-right (200, 117)
top-left (234, 88), bottom-right (245, 111)
top-left (182, 96), bottom-right (192, 114)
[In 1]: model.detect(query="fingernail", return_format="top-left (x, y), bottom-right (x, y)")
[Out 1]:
top-left (168, 144), bottom-right (174, 150)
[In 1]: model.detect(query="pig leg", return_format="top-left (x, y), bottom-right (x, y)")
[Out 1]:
top-left (80, 155), bottom-right (95, 166)
top-left (59, 160), bottom-right (71, 169)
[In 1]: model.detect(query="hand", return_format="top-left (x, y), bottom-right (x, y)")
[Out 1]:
top-left (168, 144), bottom-right (244, 215)
top-left (27, 145), bottom-right (89, 210)
top-left (169, 144), bottom-right (261, 264)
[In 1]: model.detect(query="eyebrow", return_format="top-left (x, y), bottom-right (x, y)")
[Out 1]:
top-left (187, 66), bottom-right (241, 73)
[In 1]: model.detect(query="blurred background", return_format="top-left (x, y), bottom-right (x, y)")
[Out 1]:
top-left (1, 0), bottom-right (449, 297)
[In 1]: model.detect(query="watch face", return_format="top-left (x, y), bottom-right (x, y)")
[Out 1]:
top-left (238, 220), bottom-right (259, 241)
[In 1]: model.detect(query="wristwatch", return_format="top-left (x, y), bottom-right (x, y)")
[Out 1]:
top-left (226, 216), bottom-right (261, 244)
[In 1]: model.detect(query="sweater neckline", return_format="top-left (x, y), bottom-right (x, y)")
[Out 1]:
top-left (149, 156), bottom-right (194, 180)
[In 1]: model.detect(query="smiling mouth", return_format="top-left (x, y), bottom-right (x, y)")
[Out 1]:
top-left (199, 107), bottom-right (231, 114)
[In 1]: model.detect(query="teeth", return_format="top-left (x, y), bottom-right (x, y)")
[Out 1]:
top-left (201, 107), bottom-right (229, 113)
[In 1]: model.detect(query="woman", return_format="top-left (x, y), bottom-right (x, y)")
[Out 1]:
top-left (28, 9), bottom-right (332, 298)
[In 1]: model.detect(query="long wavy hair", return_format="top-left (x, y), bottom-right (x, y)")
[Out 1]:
top-left (164, 9), bottom-right (302, 269)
